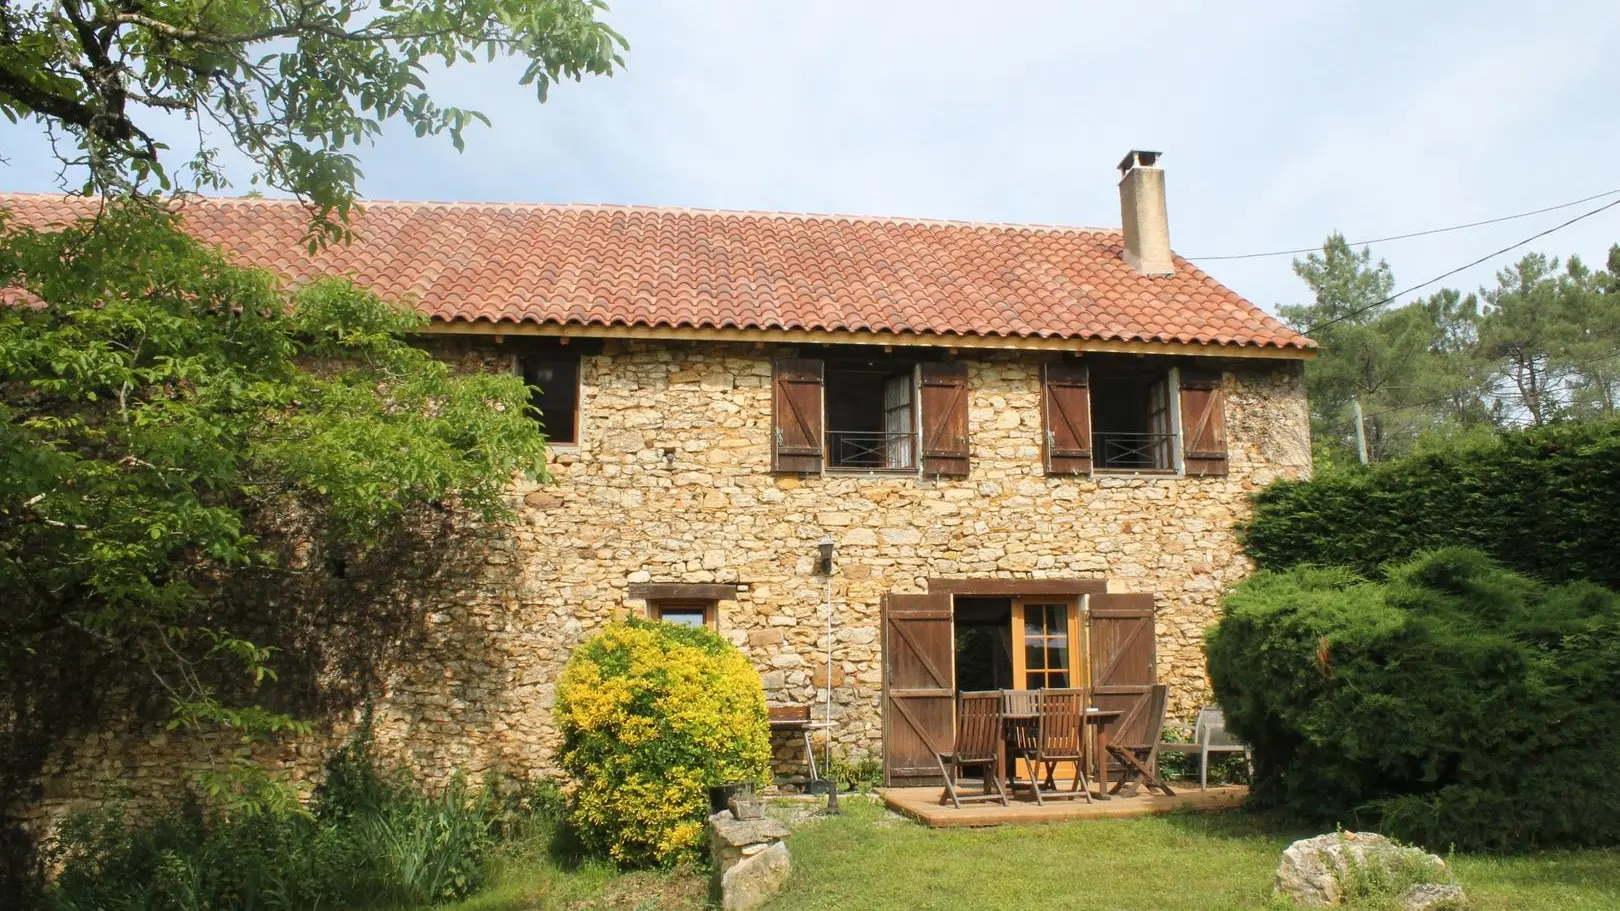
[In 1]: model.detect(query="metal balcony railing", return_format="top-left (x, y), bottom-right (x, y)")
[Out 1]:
top-left (1094, 431), bottom-right (1176, 470)
top-left (826, 430), bottom-right (918, 470)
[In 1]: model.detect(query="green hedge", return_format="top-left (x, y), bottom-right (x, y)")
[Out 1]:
top-left (1242, 421), bottom-right (1620, 587)
top-left (1206, 548), bottom-right (1620, 851)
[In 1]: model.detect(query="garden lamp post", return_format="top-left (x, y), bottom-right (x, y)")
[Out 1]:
top-left (817, 535), bottom-right (839, 815)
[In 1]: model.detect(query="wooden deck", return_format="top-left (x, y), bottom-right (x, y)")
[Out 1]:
top-left (880, 782), bottom-right (1248, 828)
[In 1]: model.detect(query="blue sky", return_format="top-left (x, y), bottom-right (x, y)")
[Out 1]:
top-left (4, 0), bottom-right (1620, 314)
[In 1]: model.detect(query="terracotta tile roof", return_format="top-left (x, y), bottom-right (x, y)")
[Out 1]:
top-left (0, 193), bottom-right (1314, 352)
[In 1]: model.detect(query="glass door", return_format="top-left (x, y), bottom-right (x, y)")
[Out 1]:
top-left (1009, 597), bottom-right (1089, 690)
top-left (1010, 598), bottom-right (1087, 783)
top-left (1014, 602), bottom-right (1072, 689)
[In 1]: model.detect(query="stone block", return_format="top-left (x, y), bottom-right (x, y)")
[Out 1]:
top-left (749, 628), bottom-right (784, 647)
top-left (718, 841), bottom-right (790, 911)
top-left (810, 664), bottom-right (845, 687)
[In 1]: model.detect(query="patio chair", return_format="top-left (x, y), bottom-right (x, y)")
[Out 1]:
top-left (934, 690), bottom-right (1009, 809)
top-left (1104, 684), bottom-right (1176, 797)
top-left (1033, 687), bottom-right (1093, 803)
top-left (1157, 705), bottom-right (1252, 790)
top-left (1000, 689), bottom-right (1043, 804)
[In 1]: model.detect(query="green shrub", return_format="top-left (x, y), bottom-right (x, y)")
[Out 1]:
top-left (1242, 420), bottom-right (1620, 588)
top-left (43, 727), bottom-right (553, 910)
top-left (556, 618), bottom-right (770, 868)
top-left (1206, 548), bottom-right (1620, 851)
top-left (825, 752), bottom-right (884, 794)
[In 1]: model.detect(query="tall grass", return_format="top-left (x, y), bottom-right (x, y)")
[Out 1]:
top-left (42, 728), bottom-right (561, 911)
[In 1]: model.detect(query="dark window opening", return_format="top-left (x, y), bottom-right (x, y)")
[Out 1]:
top-left (520, 352), bottom-right (580, 445)
top-left (824, 362), bottom-right (916, 470)
top-left (954, 598), bottom-right (1014, 693)
top-left (1090, 360), bottom-right (1175, 471)
top-left (649, 599), bottom-right (715, 629)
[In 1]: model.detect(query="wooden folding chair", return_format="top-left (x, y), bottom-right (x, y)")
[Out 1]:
top-left (935, 691), bottom-right (1009, 809)
top-left (1001, 689), bottom-right (1042, 804)
top-left (1034, 687), bottom-right (1093, 803)
top-left (1106, 683), bottom-right (1175, 796)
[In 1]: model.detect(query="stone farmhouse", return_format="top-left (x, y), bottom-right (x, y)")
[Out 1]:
top-left (5, 151), bottom-right (1312, 807)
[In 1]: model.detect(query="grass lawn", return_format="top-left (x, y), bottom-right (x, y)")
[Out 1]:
top-left (430, 798), bottom-right (1620, 911)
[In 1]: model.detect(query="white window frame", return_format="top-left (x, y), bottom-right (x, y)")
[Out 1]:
top-left (1167, 365), bottom-right (1185, 475)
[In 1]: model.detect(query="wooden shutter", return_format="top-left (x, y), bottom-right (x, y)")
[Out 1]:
top-left (1089, 593), bottom-right (1158, 753)
top-left (919, 362), bottom-right (970, 477)
top-left (881, 592), bottom-right (955, 786)
top-left (772, 358), bottom-right (824, 473)
top-left (1179, 368), bottom-right (1228, 477)
top-left (1042, 363), bottom-right (1093, 475)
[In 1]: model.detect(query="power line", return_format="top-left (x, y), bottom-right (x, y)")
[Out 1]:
top-left (1303, 196), bottom-right (1620, 336)
top-left (1185, 187), bottom-right (1620, 261)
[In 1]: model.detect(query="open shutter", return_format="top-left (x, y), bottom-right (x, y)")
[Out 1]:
top-left (881, 592), bottom-right (955, 786)
top-left (1042, 363), bottom-right (1093, 475)
top-left (919, 362), bottom-right (970, 477)
top-left (772, 358), bottom-right (824, 473)
top-left (1179, 368), bottom-right (1228, 477)
top-left (1089, 593), bottom-right (1157, 753)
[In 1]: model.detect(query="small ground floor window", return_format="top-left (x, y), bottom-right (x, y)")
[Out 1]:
top-left (648, 599), bottom-right (716, 629)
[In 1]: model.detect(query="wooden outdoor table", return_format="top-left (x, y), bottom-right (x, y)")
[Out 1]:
top-left (1001, 708), bottom-right (1123, 800)
top-left (1085, 708), bottom-right (1122, 799)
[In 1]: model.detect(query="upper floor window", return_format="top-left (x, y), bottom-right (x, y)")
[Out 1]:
top-left (772, 356), bottom-right (970, 477)
top-left (825, 362), bottom-right (917, 470)
top-left (519, 350), bottom-right (580, 445)
top-left (1041, 357), bottom-right (1228, 477)
top-left (1090, 362), bottom-right (1177, 471)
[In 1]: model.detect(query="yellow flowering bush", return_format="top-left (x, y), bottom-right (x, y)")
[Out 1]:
top-left (555, 617), bottom-right (771, 867)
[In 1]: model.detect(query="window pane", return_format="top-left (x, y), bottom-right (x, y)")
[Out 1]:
top-left (658, 609), bottom-right (708, 628)
top-left (1044, 604), bottom-right (1068, 632)
top-left (1046, 641), bottom-right (1069, 673)
top-left (1025, 643), bottom-right (1045, 673)
top-left (1024, 612), bottom-right (1043, 641)
top-left (1048, 671), bottom-right (1070, 689)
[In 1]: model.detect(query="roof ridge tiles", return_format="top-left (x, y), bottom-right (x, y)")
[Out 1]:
top-left (4, 191), bottom-right (1128, 237)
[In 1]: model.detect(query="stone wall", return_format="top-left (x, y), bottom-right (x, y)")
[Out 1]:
top-left (20, 337), bottom-right (1310, 828)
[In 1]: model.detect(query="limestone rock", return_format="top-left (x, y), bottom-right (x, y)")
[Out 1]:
top-left (708, 813), bottom-right (790, 848)
top-left (707, 812), bottom-right (792, 911)
top-left (1399, 883), bottom-right (1466, 911)
top-left (1274, 832), bottom-right (1452, 907)
top-left (719, 841), bottom-right (790, 911)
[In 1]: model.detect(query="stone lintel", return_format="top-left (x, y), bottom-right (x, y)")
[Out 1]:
top-left (927, 578), bottom-right (1108, 597)
top-left (628, 583), bottom-right (742, 601)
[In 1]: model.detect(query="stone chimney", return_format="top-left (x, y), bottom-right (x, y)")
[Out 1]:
top-left (1118, 150), bottom-right (1174, 276)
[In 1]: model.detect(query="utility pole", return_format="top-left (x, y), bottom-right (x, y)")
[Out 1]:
top-left (1352, 397), bottom-right (1369, 465)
